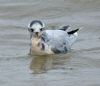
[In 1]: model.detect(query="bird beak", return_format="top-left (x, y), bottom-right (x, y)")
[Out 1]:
top-left (34, 32), bottom-right (38, 37)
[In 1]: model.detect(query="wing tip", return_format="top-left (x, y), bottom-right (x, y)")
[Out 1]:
top-left (68, 28), bottom-right (79, 35)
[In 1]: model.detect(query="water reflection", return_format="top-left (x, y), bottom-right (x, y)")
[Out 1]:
top-left (29, 54), bottom-right (71, 74)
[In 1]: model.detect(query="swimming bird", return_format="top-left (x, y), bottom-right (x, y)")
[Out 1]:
top-left (28, 20), bottom-right (79, 55)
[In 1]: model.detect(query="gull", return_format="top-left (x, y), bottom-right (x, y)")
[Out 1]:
top-left (28, 20), bottom-right (79, 55)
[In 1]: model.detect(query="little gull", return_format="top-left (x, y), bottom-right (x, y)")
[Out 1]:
top-left (28, 20), bottom-right (79, 55)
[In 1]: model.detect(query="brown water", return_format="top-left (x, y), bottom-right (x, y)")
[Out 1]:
top-left (0, 0), bottom-right (100, 86)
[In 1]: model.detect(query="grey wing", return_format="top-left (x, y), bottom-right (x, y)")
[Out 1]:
top-left (41, 30), bottom-right (71, 54)
top-left (50, 35), bottom-right (70, 54)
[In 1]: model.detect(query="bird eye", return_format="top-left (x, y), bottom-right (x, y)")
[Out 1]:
top-left (40, 28), bottom-right (44, 31)
top-left (28, 28), bottom-right (34, 32)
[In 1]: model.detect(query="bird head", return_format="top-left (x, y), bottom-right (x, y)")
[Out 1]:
top-left (28, 20), bottom-right (45, 38)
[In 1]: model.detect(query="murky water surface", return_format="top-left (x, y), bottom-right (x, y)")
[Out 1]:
top-left (0, 0), bottom-right (100, 86)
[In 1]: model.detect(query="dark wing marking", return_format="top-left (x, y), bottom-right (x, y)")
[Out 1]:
top-left (41, 43), bottom-right (45, 50)
top-left (51, 47), bottom-right (68, 54)
top-left (59, 25), bottom-right (70, 31)
top-left (68, 29), bottom-right (79, 35)
top-left (51, 48), bottom-right (61, 54)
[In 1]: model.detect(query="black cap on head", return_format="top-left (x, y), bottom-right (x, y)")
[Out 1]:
top-left (29, 20), bottom-right (44, 27)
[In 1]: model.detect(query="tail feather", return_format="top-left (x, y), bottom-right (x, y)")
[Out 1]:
top-left (68, 29), bottom-right (79, 35)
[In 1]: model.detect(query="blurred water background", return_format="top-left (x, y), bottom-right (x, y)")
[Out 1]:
top-left (0, 0), bottom-right (100, 86)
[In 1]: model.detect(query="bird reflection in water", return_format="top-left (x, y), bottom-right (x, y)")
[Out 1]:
top-left (29, 54), bottom-right (71, 74)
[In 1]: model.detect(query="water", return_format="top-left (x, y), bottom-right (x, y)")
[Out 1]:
top-left (0, 0), bottom-right (100, 86)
